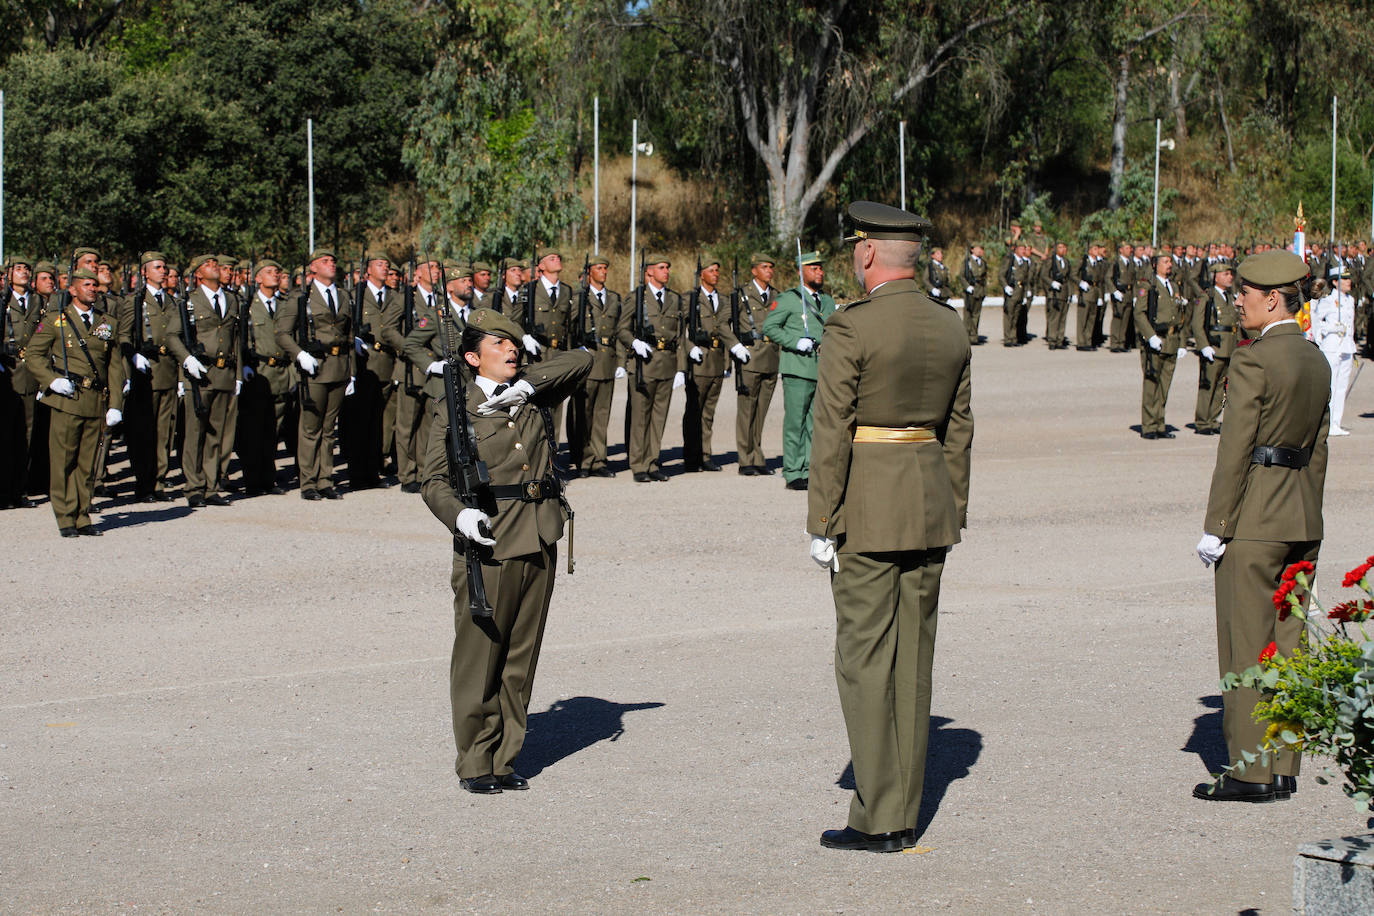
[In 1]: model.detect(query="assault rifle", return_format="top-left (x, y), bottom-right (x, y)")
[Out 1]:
top-left (238, 255), bottom-right (256, 376)
top-left (632, 247), bottom-right (650, 395)
top-left (572, 253), bottom-right (590, 350)
top-left (177, 271), bottom-right (210, 419)
top-left (435, 255), bottom-right (494, 618)
top-left (295, 263), bottom-right (319, 413)
top-left (686, 255), bottom-right (706, 356)
top-left (522, 246), bottom-right (541, 358)
top-left (729, 259), bottom-right (748, 395)
top-left (402, 253), bottom-right (420, 396)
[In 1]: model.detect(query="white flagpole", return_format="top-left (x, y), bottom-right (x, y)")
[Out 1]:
top-left (307, 118), bottom-right (316, 253)
top-left (630, 118), bottom-right (638, 291)
top-left (898, 120), bottom-right (907, 211)
top-left (593, 96), bottom-right (600, 256)
top-left (1152, 119), bottom-right (1162, 248)
top-left (1330, 96), bottom-right (1337, 244)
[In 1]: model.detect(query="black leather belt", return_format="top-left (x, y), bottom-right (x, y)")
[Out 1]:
top-left (1251, 445), bottom-right (1311, 469)
top-left (1211, 324), bottom-right (1235, 333)
top-left (490, 479), bottom-right (558, 502)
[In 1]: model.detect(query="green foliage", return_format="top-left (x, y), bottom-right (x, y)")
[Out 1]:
top-left (1076, 166), bottom-right (1178, 246)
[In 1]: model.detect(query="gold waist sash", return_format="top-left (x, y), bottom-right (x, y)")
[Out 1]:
top-left (853, 425), bottom-right (936, 444)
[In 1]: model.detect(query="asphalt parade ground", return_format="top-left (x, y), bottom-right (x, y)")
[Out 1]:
top-left (3, 306), bottom-right (1372, 914)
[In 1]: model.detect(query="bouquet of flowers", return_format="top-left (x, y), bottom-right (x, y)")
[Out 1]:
top-left (1219, 558), bottom-right (1374, 811)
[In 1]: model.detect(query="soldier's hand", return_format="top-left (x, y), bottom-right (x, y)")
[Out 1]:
top-left (1112, 290), bottom-right (1124, 302)
top-left (632, 339), bottom-right (653, 359)
top-left (296, 351), bottom-right (320, 374)
top-left (133, 353), bottom-right (152, 373)
top-left (1147, 335), bottom-right (1163, 351)
top-left (105, 407), bottom-right (123, 427)
top-left (177, 381), bottom-right (185, 398)
top-left (478, 379), bottom-right (534, 416)
top-left (796, 337), bottom-right (815, 353)
top-left (184, 355), bottom-right (209, 379)
top-left (930, 287), bottom-right (941, 298)
top-left (48, 377), bottom-right (76, 397)
top-left (234, 379), bottom-right (242, 396)
top-left (123, 379), bottom-right (131, 395)
top-left (1201, 346), bottom-right (1216, 362)
top-left (426, 360), bottom-right (445, 377)
top-left (1003, 285), bottom-right (1014, 296)
top-left (1176, 348), bottom-right (1187, 360)
top-left (1051, 281), bottom-right (1062, 291)
top-left (614, 366), bottom-right (627, 379)
top-left (243, 365), bottom-right (255, 381)
top-left (1196, 533), bottom-right (1226, 567)
top-left (809, 535), bottom-right (839, 572)
top-left (522, 334), bottom-right (542, 357)
top-left (354, 336), bottom-right (369, 354)
top-left (965, 286), bottom-right (974, 295)
top-left (457, 507), bottom-right (497, 547)
top-left (1079, 280), bottom-right (1090, 291)
top-left (672, 371), bottom-right (685, 390)
top-left (730, 343), bottom-right (751, 363)
top-left (689, 345), bottom-right (704, 363)
top-left (344, 377), bottom-right (355, 396)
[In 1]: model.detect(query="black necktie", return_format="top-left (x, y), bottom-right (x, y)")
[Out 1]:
top-left (213, 293), bottom-right (222, 318)
top-left (155, 292), bottom-right (164, 309)
top-left (549, 284), bottom-right (558, 302)
top-left (596, 290), bottom-right (604, 307)
top-left (655, 290), bottom-right (663, 306)
top-left (81, 312), bottom-right (91, 330)
top-left (325, 287), bottom-right (335, 314)
top-left (492, 383), bottom-right (509, 396)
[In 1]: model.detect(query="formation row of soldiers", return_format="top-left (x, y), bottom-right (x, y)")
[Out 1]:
top-left (1, 245), bottom-right (829, 533)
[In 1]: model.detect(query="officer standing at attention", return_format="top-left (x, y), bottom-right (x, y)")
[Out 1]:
top-left (1191, 259), bottom-right (1237, 436)
top-left (735, 253), bottom-right (780, 475)
top-left (1134, 253), bottom-right (1188, 439)
top-left (238, 260), bottom-right (292, 495)
top-left (577, 256), bottom-right (625, 477)
top-left (1194, 250), bottom-right (1329, 803)
top-left (681, 254), bottom-right (741, 473)
top-left (762, 249), bottom-right (835, 490)
top-left (2, 254), bottom-right (42, 508)
top-left (421, 309), bottom-right (591, 793)
top-left (807, 202), bottom-right (973, 852)
top-left (24, 267), bottom-right (127, 535)
top-left (623, 254), bottom-right (685, 482)
top-left (958, 244), bottom-right (987, 344)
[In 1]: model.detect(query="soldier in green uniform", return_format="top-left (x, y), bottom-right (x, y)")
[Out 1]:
top-left (403, 262), bottom-right (470, 427)
top-left (421, 309), bottom-right (591, 793)
top-left (388, 258), bottom-right (440, 493)
top-left (238, 260), bottom-right (292, 495)
top-left (735, 253), bottom-right (779, 475)
top-left (118, 251), bottom-right (178, 501)
top-left (1194, 250), bottom-right (1329, 803)
top-left (574, 256), bottom-right (625, 477)
top-left (1109, 242), bottom-right (1136, 352)
top-left (1044, 241), bottom-right (1074, 349)
top-left (24, 267), bottom-right (127, 535)
top-left (274, 249), bottom-right (355, 500)
top-left (166, 254), bottom-right (242, 507)
top-left (1133, 254), bottom-right (1188, 439)
top-left (622, 254), bottom-right (685, 482)
top-left (1075, 240), bottom-right (1108, 350)
top-left (470, 261), bottom-right (495, 310)
top-left (681, 255), bottom-right (743, 472)
top-left (345, 250), bottom-right (400, 489)
top-left (1191, 259), bottom-right (1237, 436)
top-left (923, 247), bottom-right (950, 300)
top-left (808, 202), bottom-right (972, 852)
top-left (762, 250), bottom-right (836, 490)
top-left (958, 244), bottom-right (987, 344)
top-left (999, 243), bottom-right (1031, 346)
top-left (3, 254), bottom-right (42, 508)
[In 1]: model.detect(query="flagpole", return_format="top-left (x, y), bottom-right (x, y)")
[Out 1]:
top-left (593, 96), bottom-right (600, 256)
top-left (898, 120), bottom-right (907, 211)
top-left (307, 118), bottom-right (316, 254)
top-left (1330, 96), bottom-right (1337, 244)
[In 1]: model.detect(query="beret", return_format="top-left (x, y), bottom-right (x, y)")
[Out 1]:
top-left (466, 308), bottom-right (525, 344)
top-left (34, 260), bottom-right (56, 275)
top-left (364, 250), bottom-right (390, 264)
top-left (797, 250), bottom-right (823, 267)
top-left (309, 248), bottom-right (336, 263)
top-left (187, 253), bottom-right (218, 275)
top-left (72, 247), bottom-right (100, 261)
top-left (644, 253), bottom-right (670, 267)
top-left (1237, 250), bottom-right (1308, 287)
top-left (6, 253), bottom-right (32, 269)
top-left (255, 259), bottom-right (282, 275)
top-left (750, 252), bottom-right (775, 267)
top-left (588, 256), bottom-right (610, 268)
top-left (140, 251), bottom-right (167, 266)
top-left (471, 260), bottom-right (495, 273)
top-left (70, 267), bottom-right (99, 281)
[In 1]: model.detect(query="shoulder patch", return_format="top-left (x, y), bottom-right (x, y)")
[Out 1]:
top-left (418, 316), bottom-right (429, 329)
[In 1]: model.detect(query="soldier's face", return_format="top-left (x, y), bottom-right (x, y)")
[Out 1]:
top-left (35, 272), bottom-right (55, 294)
top-left (588, 263), bottom-right (608, 285)
top-left (752, 262), bottom-right (774, 285)
top-left (473, 269), bottom-right (491, 291)
top-left (256, 266), bottom-right (280, 289)
top-left (645, 262), bottom-right (669, 286)
top-left (1237, 284), bottom-right (1279, 332)
top-left (1157, 257), bottom-right (1172, 277)
top-left (143, 261), bottom-right (167, 286)
top-left (198, 260), bottom-right (220, 285)
top-left (217, 264), bottom-right (233, 284)
top-left (932, 250), bottom-right (943, 262)
top-left (72, 278), bottom-right (97, 306)
top-left (97, 265), bottom-right (113, 285)
top-left (76, 254), bottom-right (98, 271)
top-left (1213, 270), bottom-right (1232, 287)
top-left (504, 267), bottom-right (523, 289)
top-left (366, 258), bottom-right (388, 285)
top-left (166, 271), bottom-right (179, 289)
top-left (539, 255), bottom-right (562, 276)
top-left (386, 268), bottom-right (400, 289)
top-left (972, 246), bottom-right (984, 258)
top-left (9, 264), bottom-right (31, 288)
top-left (313, 256), bottom-right (337, 283)
top-left (1056, 244), bottom-right (1067, 256)
top-left (801, 264), bottom-right (824, 289)
top-left (700, 263), bottom-right (720, 286)
top-left (448, 277), bottom-right (472, 299)
top-left (464, 334), bottom-right (519, 383)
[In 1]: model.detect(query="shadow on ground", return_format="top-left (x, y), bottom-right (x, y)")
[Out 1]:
top-left (1183, 695), bottom-right (1228, 774)
top-left (835, 715), bottom-right (983, 838)
top-left (517, 696), bottom-right (665, 778)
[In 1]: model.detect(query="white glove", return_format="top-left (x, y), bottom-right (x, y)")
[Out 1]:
top-left (730, 343), bottom-right (750, 363)
top-left (184, 355), bottom-right (208, 379)
top-left (614, 366), bottom-right (627, 379)
top-left (1197, 533), bottom-right (1226, 567)
top-left (672, 371), bottom-right (685, 390)
top-left (354, 336), bottom-right (369, 354)
top-left (1201, 346), bottom-right (1216, 362)
top-left (1079, 280), bottom-right (1090, 291)
top-left (1113, 290), bottom-right (1124, 302)
top-left (426, 360), bottom-right (445, 377)
top-left (177, 381), bottom-right (185, 398)
top-left (296, 351), bottom-right (319, 374)
top-left (242, 365), bottom-right (255, 380)
top-left (105, 408), bottom-right (122, 426)
top-left (689, 345), bottom-right (703, 363)
top-left (1069, 295), bottom-right (1078, 305)
top-left (930, 287), bottom-right (941, 298)
top-left (810, 535), bottom-right (839, 572)
top-left (457, 507), bottom-right (497, 547)
top-left (122, 379), bottom-right (131, 395)
top-left (522, 334), bottom-right (541, 356)
top-left (1003, 285), bottom-right (1014, 296)
top-left (133, 353), bottom-right (151, 373)
top-left (344, 377), bottom-right (355, 396)
top-left (1147, 335), bottom-right (1162, 351)
top-left (48, 377), bottom-right (75, 397)
top-left (632, 339), bottom-right (653, 359)
top-left (965, 286), bottom-right (974, 295)
top-left (235, 379), bottom-right (242, 396)
top-left (1051, 281), bottom-right (1062, 291)
top-left (796, 337), bottom-right (815, 353)
top-left (1176, 348), bottom-right (1187, 360)
top-left (478, 379), bottom-right (534, 415)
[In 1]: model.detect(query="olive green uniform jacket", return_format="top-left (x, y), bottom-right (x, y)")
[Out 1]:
top-left (25, 304), bottom-right (127, 416)
top-left (272, 283), bottom-right (354, 385)
top-left (165, 287), bottom-right (243, 393)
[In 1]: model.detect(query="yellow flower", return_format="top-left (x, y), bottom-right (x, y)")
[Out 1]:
top-left (1264, 720), bottom-right (1304, 750)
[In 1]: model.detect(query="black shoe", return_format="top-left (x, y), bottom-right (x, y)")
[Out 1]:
top-left (590, 467), bottom-right (616, 478)
top-left (150, 491), bottom-right (174, 502)
top-left (187, 493), bottom-right (207, 508)
top-left (10, 497), bottom-right (33, 508)
top-left (400, 482), bottom-right (421, 494)
top-left (1076, 345), bottom-right (1093, 351)
top-left (1206, 428), bottom-right (1220, 436)
top-left (459, 775), bottom-right (503, 795)
top-left (320, 487), bottom-right (342, 500)
top-left (223, 480), bottom-right (243, 492)
top-left (702, 460), bottom-right (722, 472)
top-left (1193, 775), bottom-right (1276, 803)
top-left (649, 470), bottom-right (669, 482)
top-left (268, 485), bottom-right (286, 495)
top-left (497, 772), bottom-right (529, 790)
top-left (819, 826), bottom-right (907, 853)
top-left (206, 493), bottom-right (232, 507)
top-left (1110, 347), bottom-right (1124, 353)
top-left (1159, 431), bottom-right (1176, 439)
top-left (59, 526), bottom-right (78, 538)
top-left (301, 489), bottom-right (322, 501)
top-left (76, 525), bottom-right (102, 537)
top-left (1271, 775), bottom-right (1297, 800)
top-left (785, 478), bottom-right (809, 491)
top-left (683, 464), bottom-right (702, 473)
top-left (633, 472), bottom-right (651, 483)
top-left (738, 465), bottom-right (759, 476)
top-left (755, 465), bottom-right (775, 476)
top-left (1141, 431), bottom-right (1158, 440)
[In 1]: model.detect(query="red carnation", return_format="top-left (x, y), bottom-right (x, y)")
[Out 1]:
top-left (1259, 641), bottom-right (1277, 663)
top-left (1342, 561), bottom-right (1372, 588)
top-left (1273, 580), bottom-right (1298, 620)
top-left (1282, 561), bottom-right (1315, 582)
top-left (1329, 599), bottom-right (1374, 623)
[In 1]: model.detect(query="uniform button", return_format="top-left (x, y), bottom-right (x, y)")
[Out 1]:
top-left (507, 421), bottom-right (515, 428)
top-left (515, 442), bottom-right (523, 450)
top-left (820, 516), bottom-right (828, 523)
top-left (521, 464), bottom-right (529, 472)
